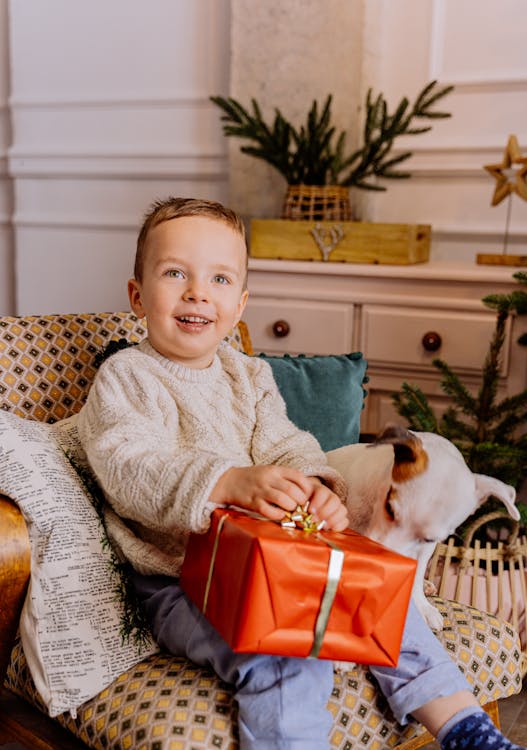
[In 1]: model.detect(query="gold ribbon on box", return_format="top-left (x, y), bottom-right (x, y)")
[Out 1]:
top-left (201, 506), bottom-right (344, 659)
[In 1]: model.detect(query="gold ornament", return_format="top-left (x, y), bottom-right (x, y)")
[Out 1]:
top-left (477, 135), bottom-right (527, 266)
top-left (484, 135), bottom-right (527, 206)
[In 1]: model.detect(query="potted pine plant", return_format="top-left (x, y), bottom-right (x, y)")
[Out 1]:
top-left (211, 81), bottom-right (453, 221)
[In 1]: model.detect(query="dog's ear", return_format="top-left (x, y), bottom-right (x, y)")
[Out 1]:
top-left (374, 424), bottom-right (428, 482)
top-left (474, 474), bottom-right (519, 520)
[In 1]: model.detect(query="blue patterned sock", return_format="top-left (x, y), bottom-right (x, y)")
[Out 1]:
top-left (439, 710), bottom-right (525, 750)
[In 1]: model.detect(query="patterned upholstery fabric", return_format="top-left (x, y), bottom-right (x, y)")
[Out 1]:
top-left (0, 312), bottom-right (523, 749)
top-left (0, 312), bottom-right (252, 423)
top-left (6, 598), bottom-right (523, 750)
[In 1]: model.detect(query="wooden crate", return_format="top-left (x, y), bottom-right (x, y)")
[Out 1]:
top-left (250, 219), bottom-right (430, 265)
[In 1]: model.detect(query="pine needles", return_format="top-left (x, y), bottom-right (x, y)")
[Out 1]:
top-left (66, 452), bottom-right (154, 651)
top-left (211, 81), bottom-right (453, 189)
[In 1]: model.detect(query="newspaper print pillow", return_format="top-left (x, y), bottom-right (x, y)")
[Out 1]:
top-left (0, 410), bottom-right (158, 717)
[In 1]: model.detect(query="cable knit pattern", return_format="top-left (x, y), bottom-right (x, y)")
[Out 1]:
top-left (77, 339), bottom-right (347, 577)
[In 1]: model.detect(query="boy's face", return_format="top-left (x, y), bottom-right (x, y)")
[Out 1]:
top-left (128, 216), bottom-right (249, 368)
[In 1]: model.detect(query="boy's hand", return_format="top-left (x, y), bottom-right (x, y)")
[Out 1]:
top-left (304, 477), bottom-right (349, 531)
top-left (210, 465), bottom-right (313, 521)
top-left (210, 466), bottom-right (349, 531)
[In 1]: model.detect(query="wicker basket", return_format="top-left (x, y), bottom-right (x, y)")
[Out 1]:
top-left (427, 511), bottom-right (527, 674)
top-left (281, 184), bottom-right (352, 221)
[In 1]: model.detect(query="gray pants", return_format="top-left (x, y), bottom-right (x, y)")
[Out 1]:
top-left (131, 573), bottom-right (470, 750)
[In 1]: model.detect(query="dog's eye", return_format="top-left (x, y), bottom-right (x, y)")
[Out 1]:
top-left (385, 499), bottom-right (395, 521)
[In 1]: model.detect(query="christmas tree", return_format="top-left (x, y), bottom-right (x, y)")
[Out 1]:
top-left (392, 271), bottom-right (527, 528)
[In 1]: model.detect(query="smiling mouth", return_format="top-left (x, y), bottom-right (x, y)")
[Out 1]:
top-left (176, 315), bottom-right (211, 325)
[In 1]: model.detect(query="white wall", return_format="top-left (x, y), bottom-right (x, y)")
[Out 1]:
top-left (1, 0), bottom-right (527, 314)
top-left (7, 0), bottom-right (231, 314)
top-left (359, 0), bottom-right (527, 262)
top-left (0, 0), bottom-right (14, 314)
top-left (229, 0), bottom-right (527, 263)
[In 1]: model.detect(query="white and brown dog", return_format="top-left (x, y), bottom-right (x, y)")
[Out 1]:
top-left (327, 425), bottom-right (519, 631)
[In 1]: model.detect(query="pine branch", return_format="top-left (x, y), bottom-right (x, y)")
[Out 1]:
top-left (391, 383), bottom-right (439, 432)
top-left (513, 271), bottom-right (527, 286)
top-left (469, 442), bottom-right (527, 487)
top-left (210, 81), bottom-right (453, 188)
top-left (414, 80), bottom-right (454, 116)
top-left (65, 452), bottom-right (153, 651)
top-left (474, 311), bottom-right (508, 441)
top-left (494, 390), bottom-right (527, 418)
top-left (432, 358), bottom-right (477, 413)
top-left (493, 407), bottom-right (527, 442)
top-left (340, 81), bottom-right (453, 188)
top-left (440, 409), bottom-right (478, 445)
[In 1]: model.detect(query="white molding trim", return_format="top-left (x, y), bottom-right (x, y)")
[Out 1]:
top-left (447, 78), bottom-right (527, 92)
top-left (12, 213), bottom-right (137, 231)
top-left (406, 144), bottom-right (527, 154)
top-left (401, 165), bottom-right (496, 178)
top-left (8, 95), bottom-right (215, 109)
top-left (429, 0), bottom-right (446, 82)
top-left (367, 144), bottom-right (527, 177)
top-left (8, 153), bottom-right (228, 179)
top-left (432, 224), bottom-right (527, 241)
top-left (13, 213), bottom-right (527, 241)
top-left (10, 144), bottom-right (523, 180)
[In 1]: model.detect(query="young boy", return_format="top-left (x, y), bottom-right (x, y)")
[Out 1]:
top-left (77, 197), bottom-right (524, 750)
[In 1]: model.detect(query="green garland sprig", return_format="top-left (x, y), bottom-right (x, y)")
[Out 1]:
top-left (65, 452), bottom-right (154, 651)
top-left (211, 80), bottom-right (453, 189)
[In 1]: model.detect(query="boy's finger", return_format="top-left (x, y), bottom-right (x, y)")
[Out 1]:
top-left (258, 501), bottom-right (291, 521)
top-left (281, 480), bottom-right (310, 507)
top-left (278, 468), bottom-right (315, 496)
top-left (265, 487), bottom-right (302, 512)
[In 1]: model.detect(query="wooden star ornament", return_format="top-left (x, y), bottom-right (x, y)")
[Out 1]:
top-left (484, 134), bottom-right (527, 206)
top-left (478, 134), bottom-right (527, 265)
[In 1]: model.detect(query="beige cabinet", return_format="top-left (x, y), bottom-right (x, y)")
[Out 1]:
top-left (244, 258), bottom-right (527, 435)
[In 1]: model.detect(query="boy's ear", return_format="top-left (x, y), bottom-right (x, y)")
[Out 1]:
top-left (234, 289), bottom-right (249, 326)
top-left (127, 278), bottom-right (145, 318)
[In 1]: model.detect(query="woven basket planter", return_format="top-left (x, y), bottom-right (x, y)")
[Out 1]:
top-left (281, 184), bottom-right (352, 221)
top-left (427, 511), bottom-right (527, 674)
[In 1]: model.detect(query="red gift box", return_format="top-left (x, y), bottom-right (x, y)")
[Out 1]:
top-left (180, 509), bottom-right (416, 666)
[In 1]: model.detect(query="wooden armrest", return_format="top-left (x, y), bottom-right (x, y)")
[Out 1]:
top-left (0, 494), bottom-right (30, 685)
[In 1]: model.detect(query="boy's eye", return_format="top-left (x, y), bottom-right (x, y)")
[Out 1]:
top-left (165, 269), bottom-right (184, 278)
top-left (213, 274), bottom-right (229, 284)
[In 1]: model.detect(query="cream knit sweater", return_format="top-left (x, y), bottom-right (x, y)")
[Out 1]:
top-left (77, 339), bottom-right (347, 577)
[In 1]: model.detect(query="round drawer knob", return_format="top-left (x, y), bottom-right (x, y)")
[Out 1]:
top-left (272, 320), bottom-right (290, 338)
top-left (422, 331), bottom-right (442, 352)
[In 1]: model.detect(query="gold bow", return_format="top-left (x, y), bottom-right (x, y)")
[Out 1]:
top-left (281, 502), bottom-right (325, 532)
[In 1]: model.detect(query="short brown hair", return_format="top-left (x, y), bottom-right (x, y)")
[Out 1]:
top-left (134, 197), bottom-right (247, 282)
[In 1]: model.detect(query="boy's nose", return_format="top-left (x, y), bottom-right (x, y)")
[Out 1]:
top-left (183, 282), bottom-right (209, 302)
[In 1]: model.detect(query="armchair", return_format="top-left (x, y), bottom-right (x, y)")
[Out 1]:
top-left (0, 311), bottom-right (523, 750)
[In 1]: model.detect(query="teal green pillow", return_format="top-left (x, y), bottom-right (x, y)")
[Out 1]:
top-left (258, 352), bottom-right (368, 451)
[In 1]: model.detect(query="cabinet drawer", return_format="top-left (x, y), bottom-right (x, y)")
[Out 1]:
top-left (361, 305), bottom-right (509, 374)
top-left (243, 299), bottom-right (353, 354)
